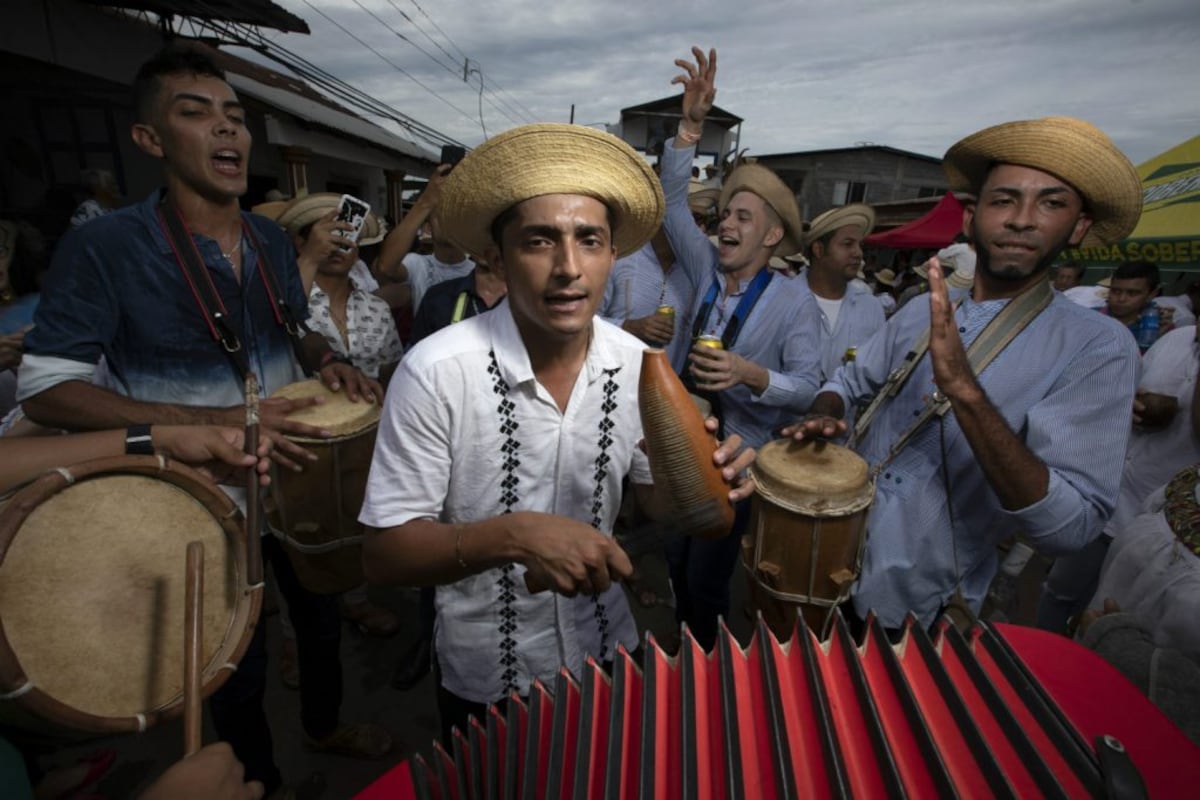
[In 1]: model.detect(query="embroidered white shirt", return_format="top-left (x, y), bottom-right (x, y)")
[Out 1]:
top-left (307, 277), bottom-right (402, 378)
top-left (360, 301), bottom-right (651, 703)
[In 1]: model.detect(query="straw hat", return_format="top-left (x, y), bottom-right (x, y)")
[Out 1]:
top-left (803, 203), bottom-right (875, 250)
top-left (262, 192), bottom-right (388, 246)
top-left (437, 123), bottom-right (664, 259)
top-left (687, 179), bottom-right (720, 214)
top-left (875, 268), bottom-right (898, 287)
top-left (718, 163), bottom-right (804, 256)
top-left (942, 117), bottom-right (1142, 247)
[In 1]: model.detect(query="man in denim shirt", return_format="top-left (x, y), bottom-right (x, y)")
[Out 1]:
top-left (17, 46), bottom-right (386, 796)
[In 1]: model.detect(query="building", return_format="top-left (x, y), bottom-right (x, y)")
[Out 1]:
top-left (751, 145), bottom-right (947, 223)
top-left (0, 0), bottom-right (443, 248)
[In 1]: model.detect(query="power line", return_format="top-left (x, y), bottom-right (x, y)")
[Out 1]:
top-left (382, 0), bottom-right (460, 70)
top-left (405, 0), bottom-right (469, 64)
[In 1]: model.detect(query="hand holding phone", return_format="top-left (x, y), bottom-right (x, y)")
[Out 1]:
top-left (335, 194), bottom-right (370, 252)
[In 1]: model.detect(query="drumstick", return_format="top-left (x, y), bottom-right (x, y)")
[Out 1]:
top-left (184, 540), bottom-right (204, 757)
top-left (244, 373), bottom-right (263, 588)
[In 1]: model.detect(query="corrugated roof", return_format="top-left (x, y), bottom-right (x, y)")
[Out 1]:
top-left (80, 0), bottom-right (308, 34)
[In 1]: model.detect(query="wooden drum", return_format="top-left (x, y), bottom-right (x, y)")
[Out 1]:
top-left (266, 379), bottom-right (379, 594)
top-left (742, 438), bottom-right (873, 638)
top-left (0, 456), bottom-right (258, 735)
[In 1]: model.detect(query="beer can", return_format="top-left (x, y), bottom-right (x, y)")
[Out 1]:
top-left (843, 346), bottom-right (858, 363)
top-left (655, 304), bottom-right (675, 319)
top-left (695, 335), bottom-right (724, 350)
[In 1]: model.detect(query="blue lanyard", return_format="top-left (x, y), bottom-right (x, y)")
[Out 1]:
top-left (691, 267), bottom-right (774, 349)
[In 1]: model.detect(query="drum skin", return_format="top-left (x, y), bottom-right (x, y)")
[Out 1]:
top-left (638, 348), bottom-right (735, 540)
top-left (0, 456), bottom-right (258, 735)
top-left (743, 439), bottom-right (873, 638)
top-left (267, 380), bottom-right (380, 594)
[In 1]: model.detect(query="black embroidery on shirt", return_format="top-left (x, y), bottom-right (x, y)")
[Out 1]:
top-left (589, 367), bottom-right (621, 660)
top-left (488, 349), bottom-right (521, 692)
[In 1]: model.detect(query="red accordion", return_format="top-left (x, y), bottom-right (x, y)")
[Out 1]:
top-left (361, 615), bottom-right (1198, 799)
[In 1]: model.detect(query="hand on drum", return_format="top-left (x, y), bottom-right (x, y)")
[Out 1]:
top-left (255, 394), bottom-right (328, 471)
top-left (153, 425), bottom-right (273, 486)
top-left (319, 361), bottom-right (384, 404)
top-left (515, 512), bottom-right (634, 597)
top-left (782, 414), bottom-right (848, 441)
top-left (139, 742), bottom-right (264, 800)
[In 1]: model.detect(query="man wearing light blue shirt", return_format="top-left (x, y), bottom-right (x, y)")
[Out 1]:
top-left (801, 204), bottom-right (886, 381)
top-left (792, 115), bottom-right (1144, 632)
top-left (661, 48), bottom-right (822, 647)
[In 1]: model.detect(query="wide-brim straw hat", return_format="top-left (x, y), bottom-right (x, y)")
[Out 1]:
top-left (804, 203), bottom-right (876, 250)
top-left (438, 123), bottom-right (664, 259)
top-left (261, 192), bottom-right (388, 246)
top-left (688, 179), bottom-right (720, 213)
top-left (719, 163), bottom-right (804, 256)
top-left (875, 268), bottom-right (898, 287)
top-left (942, 117), bottom-right (1142, 248)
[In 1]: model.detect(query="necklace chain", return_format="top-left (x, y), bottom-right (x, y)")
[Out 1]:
top-left (222, 238), bottom-right (242, 262)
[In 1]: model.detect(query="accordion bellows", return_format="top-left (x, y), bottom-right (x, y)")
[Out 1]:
top-left (638, 348), bottom-right (735, 540)
top-left (408, 614), bottom-right (1135, 799)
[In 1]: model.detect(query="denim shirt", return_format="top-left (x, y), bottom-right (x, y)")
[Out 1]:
top-left (20, 190), bottom-right (307, 408)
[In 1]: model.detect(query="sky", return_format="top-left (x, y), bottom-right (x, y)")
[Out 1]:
top-left (243, 0), bottom-right (1199, 166)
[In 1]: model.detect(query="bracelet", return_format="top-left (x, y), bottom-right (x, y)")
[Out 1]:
top-left (454, 525), bottom-right (469, 570)
top-left (125, 424), bottom-right (154, 455)
top-left (676, 125), bottom-right (703, 145)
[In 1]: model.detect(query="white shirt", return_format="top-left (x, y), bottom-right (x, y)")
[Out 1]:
top-left (307, 277), bottom-right (402, 379)
top-left (814, 295), bottom-right (843, 331)
top-left (402, 252), bottom-right (474, 314)
top-left (349, 259), bottom-right (380, 293)
top-left (1107, 325), bottom-right (1200, 535)
top-left (359, 302), bottom-right (651, 703)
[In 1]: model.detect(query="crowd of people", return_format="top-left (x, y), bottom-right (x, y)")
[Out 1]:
top-left (1, 40), bottom-right (1198, 799)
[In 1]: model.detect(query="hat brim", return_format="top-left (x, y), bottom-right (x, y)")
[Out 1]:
top-left (438, 124), bottom-right (664, 259)
top-left (943, 117), bottom-right (1142, 247)
top-left (719, 164), bottom-right (804, 256)
top-left (804, 203), bottom-right (876, 249)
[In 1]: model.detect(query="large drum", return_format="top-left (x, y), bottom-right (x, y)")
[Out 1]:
top-left (742, 438), bottom-right (873, 638)
top-left (0, 455), bottom-right (258, 735)
top-left (266, 379), bottom-right (379, 594)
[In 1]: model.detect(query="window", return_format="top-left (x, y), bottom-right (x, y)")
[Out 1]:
top-left (833, 180), bottom-right (867, 204)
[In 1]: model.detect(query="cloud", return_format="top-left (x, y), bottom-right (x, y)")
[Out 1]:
top-left (255, 0), bottom-right (1200, 164)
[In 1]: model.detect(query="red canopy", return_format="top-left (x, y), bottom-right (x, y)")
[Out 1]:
top-left (865, 192), bottom-right (965, 249)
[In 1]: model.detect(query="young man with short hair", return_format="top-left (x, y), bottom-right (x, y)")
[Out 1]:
top-left (1104, 260), bottom-right (1171, 352)
top-left (359, 123), bottom-right (755, 738)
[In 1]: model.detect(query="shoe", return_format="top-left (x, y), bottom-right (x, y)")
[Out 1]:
top-left (390, 637), bottom-right (432, 691)
top-left (279, 636), bottom-right (300, 691)
top-left (304, 722), bottom-right (392, 760)
top-left (341, 600), bottom-right (401, 638)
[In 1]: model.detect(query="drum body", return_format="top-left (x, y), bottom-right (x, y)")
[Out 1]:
top-left (0, 456), bottom-right (258, 735)
top-left (742, 439), bottom-right (873, 637)
top-left (267, 380), bottom-right (380, 594)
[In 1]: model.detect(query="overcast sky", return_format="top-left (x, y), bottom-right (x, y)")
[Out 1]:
top-left (247, 0), bottom-right (1198, 165)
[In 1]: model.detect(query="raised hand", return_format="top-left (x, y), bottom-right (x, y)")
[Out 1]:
top-left (671, 46), bottom-right (718, 129)
top-left (927, 257), bottom-right (981, 403)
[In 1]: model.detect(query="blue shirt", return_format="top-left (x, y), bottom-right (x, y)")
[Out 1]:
top-left (825, 292), bottom-right (1139, 628)
top-left (807, 277), bottom-right (886, 381)
top-left (660, 141), bottom-right (822, 449)
top-left (600, 242), bottom-right (696, 374)
top-left (19, 190), bottom-right (306, 407)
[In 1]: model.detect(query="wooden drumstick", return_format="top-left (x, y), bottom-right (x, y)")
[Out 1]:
top-left (244, 373), bottom-right (263, 588)
top-left (184, 540), bottom-right (204, 757)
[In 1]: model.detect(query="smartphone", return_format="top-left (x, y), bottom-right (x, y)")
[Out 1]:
top-left (440, 144), bottom-right (466, 169)
top-left (335, 194), bottom-right (370, 251)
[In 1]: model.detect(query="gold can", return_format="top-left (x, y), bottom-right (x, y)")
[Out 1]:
top-left (695, 335), bottom-right (724, 350)
top-left (843, 346), bottom-right (858, 363)
top-left (655, 304), bottom-right (675, 319)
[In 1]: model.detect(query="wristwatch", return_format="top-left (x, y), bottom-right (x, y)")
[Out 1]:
top-left (125, 424), bottom-right (154, 455)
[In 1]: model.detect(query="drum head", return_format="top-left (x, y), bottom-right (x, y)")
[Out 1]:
top-left (270, 379), bottom-right (380, 441)
top-left (0, 462), bottom-right (248, 726)
top-left (752, 438), bottom-right (872, 514)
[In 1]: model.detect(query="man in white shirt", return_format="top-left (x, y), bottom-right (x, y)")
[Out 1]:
top-left (801, 204), bottom-right (886, 381)
top-left (358, 123), bottom-right (755, 739)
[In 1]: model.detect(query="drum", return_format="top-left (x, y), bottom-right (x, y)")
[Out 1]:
top-left (266, 379), bottom-right (380, 594)
top-left (742, 438), bottom-right (873, 637)
top-left (0, 455), bottom-right (258, 735)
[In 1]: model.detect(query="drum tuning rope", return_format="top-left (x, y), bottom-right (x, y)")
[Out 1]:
top-left (243, 373), bottom-right (263, 589)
